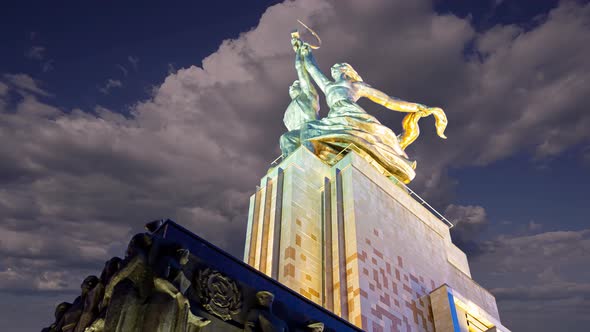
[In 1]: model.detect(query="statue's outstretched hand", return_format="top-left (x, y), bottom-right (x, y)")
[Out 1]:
top-left (299, 43), bottom-right (312, 57)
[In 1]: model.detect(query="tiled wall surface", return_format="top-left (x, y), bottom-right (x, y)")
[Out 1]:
top-left (245, 148), bottom-right (330, 306)
top-left (244, 147), bottom-right (501, 331)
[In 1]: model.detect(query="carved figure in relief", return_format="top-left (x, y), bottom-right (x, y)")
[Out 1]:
top-left (306, 322), bottom-right (324, 332)
top-left (143, 277), bottom-right (211, 332)
top-left (41, 302), bottom-right (71, 332)
top-left (245, 291), bottom-right (289, 332)
top-left (100, 231), bottom-right (208, 332)
top-left (60, 276), bottom-right (99, 332)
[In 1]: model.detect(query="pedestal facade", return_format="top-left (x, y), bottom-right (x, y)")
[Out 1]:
top-left (244, 147), bottom-right (510, 332)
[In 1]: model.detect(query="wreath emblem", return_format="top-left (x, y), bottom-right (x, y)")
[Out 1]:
top-left (197, 268), bottom-right (242, 321)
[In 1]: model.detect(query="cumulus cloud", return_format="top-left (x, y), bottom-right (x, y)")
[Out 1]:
top-left (1, 0), bottom-right (590, 330)
top-left (473, 2), bottom-right (590, 162)
top-left (402, 1), bottom-right (590, 202)
top-left (167, 63), bottom-right (176, 75)
top-left (445, 204), bottom-right (488, 254)
top-left (492, 282), bottom-right (590, 302)
top-left (470, 228), bottom-right (590, 330)
top-left (527, 220), bottom-right (542, 232)
top-left (481, 229), bottom-right (590, 271)
top-left (0, 82), bottom-right (8, 96)
top-left (24, 46), bottom-right (55, 72)
top-left (2, 73), bottom-right (51, 97)
top-left (1, 0), bottom-right (587, 298)
top-left (446, 204), bottom-right (487, 229)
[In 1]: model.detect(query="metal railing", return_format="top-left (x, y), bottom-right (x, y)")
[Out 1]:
top-left (270, 154), bottom-right (284, 166)
top-left (399, 182), bottom-right (454, 228)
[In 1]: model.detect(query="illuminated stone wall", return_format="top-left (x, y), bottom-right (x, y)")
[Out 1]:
top-left (245, 147), bottom-right (510, 331)
top-left (245, 147), bottom-right (330, 306)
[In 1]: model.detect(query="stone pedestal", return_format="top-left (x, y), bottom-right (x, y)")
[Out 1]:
top-left (244, 147), bottom-right (510, 332)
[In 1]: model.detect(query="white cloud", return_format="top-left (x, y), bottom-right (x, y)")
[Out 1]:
top-left (491, 282), bottom-right (590, 302)
top-left (99, 78), bottom-right (123, 94)
top-left (167, 63), bottom-right (176, 75)
top-left (25, 46), bottom-right (46, 60)
top-left (0, 82), bottom-right (8, 96)
top-left (41, 60), bottom-right (54, 73)
top-left (471, 228), bottom-right (590, 330)
top-left (1, 1), bottom-right (590, 331)
top-left (128, 55), bottom-right (139, 70)
top-left (446, 204), bottom-right (487, 234)
top-left (446, 204), bottom-right (487, 226)
top-left (1, 0), bottom-right (588, 292)
top-left (527, 220), bottom-right (542, 232)
top-left (2, 73), bottom-right (51, 97)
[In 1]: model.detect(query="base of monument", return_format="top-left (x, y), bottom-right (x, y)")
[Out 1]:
top-left (245, 146), bottom-right (510, 331)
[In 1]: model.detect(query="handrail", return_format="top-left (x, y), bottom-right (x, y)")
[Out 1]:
top-left (270, 154), bottom-right (284, 166)
top-left (399, 183), bottom-right (455, 228)
top-left (269, 145), bottom-right (455, 228)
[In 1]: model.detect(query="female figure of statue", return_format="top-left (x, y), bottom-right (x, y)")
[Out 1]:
top-left (292, 39), bottom-right (447, 183)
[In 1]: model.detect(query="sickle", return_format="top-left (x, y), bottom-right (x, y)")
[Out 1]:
top-left (297, 19), bottom-right (322, 49)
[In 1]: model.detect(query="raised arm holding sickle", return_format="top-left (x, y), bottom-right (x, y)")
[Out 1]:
top-left (290, 33), bottom-right (318, 112)
top-left (278, 31), bottom-right (320, 157)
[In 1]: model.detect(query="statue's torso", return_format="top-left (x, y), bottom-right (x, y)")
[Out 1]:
top-left (283, 94), bottom-right (318, 131)
top-left (325, 80), bottom-right (360, 108)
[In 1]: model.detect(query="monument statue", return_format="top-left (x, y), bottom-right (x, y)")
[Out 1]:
top-left (41, 224), bottom-right (215, 332)
top-left (287, 22), bottom-right (447, 183)
top-left (41, 302), bottom-right (71, 332)
top-left (244, 291), bottom-right (288, 332)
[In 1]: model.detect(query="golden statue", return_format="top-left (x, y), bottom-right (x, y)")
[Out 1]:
top-left (288, 23), bottom-right (447, 183)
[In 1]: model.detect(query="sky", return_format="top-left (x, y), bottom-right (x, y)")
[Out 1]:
top-left (0, 0), bottom-right (589, 331)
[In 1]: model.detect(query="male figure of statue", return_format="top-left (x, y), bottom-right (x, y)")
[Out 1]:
top-left (244, 291), bottom-right (288, 332)
top-left (279, 32), bottom-right (320, 158)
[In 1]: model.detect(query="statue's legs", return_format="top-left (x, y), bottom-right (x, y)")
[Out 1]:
top-left (104, 279), bottom-right (143, 332)
top-left (279, 130), bottom-right (301, 157)
top-left (299, 107), bottom-right (416, 183)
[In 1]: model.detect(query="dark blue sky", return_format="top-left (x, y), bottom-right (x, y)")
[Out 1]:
top-left (452, 145), bottom-right (590, 233)
top-left (2, 1), bottom-right (283, 111)
top-left (436, 0), bottom-right (560, 29)
top-left (1, 1), bottom-right (589, 331)
top-left (1, 0), bottom-right (562, 112)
